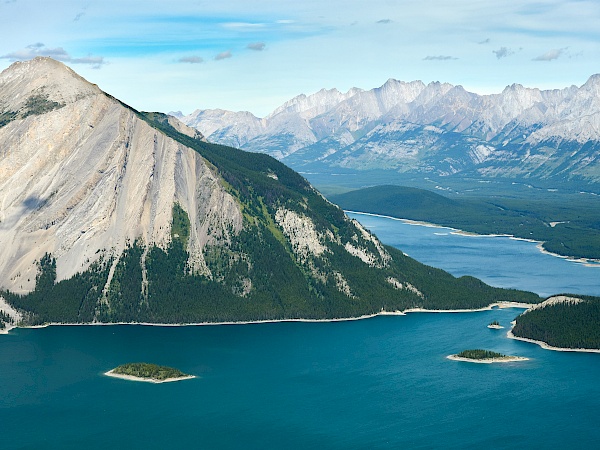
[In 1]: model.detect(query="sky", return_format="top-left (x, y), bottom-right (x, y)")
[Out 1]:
top-left (1, 0), bottom-right (599, 117)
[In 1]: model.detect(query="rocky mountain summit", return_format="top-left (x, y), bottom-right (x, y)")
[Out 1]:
top-left (179, 76), bottom-right (600, 182)
top-left (0, 57), bottom-right (217, 294)
top-left (0, 58), bottom-right (538, 327)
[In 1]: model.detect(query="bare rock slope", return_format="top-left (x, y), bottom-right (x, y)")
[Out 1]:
top-left (0, 58), bottom-right (236, 294)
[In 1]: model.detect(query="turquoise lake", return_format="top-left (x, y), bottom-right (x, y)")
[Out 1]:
top-left (1, 214), bottom-right (599, 449)
top-left (347, 212), bottom-right (600, 297)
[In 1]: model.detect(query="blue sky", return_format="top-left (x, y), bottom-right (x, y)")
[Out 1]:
top-left (1, 0), bottom-right (599, 116)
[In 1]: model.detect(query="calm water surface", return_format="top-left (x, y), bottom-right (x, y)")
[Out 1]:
top-left (1, 214), bottom-right (599, 449)
top-left (348, 212), bottom-right (600, 297)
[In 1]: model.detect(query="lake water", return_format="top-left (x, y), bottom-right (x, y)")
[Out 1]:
top-left (1, 214), bottom-right (599, 449)
top-left (347, 212), bottom-right (600, 297)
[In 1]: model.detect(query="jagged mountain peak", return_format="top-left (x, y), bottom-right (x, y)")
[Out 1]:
top-left (374, 78), bottom-right (426, 109)
top-left (417, 81), bottom-right (455, 100)
top-left (267, 87), bottom-right (356, 120)
top-left (584, 73), bottom-right (600, 84)
top-left (181, 73), bottom-right (600, 183)
top-left (581, 73), bottom-right (600, 94)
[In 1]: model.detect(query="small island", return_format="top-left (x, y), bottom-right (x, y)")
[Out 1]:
top-left (487, 320), bottom-right (504, 329)
top-left (105, 363), bottom-right (195, 383)
top-left (447, 349), bottom-right (528, 364)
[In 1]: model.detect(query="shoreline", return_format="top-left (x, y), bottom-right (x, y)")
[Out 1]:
top-left (0, 322), bottom-right (18, 335)
top-left (6, 303), bottom-right (600, 354)
top-left (506, 329), bottom-right (600, 354)
top-left (104, 369), bottom-right (196, 384)
top-left (345, 210), bottom-right (600, 266)
top-left (446, 354), bottom-right (529, 364)
top-left (2, 301), bottom-right (530, 333)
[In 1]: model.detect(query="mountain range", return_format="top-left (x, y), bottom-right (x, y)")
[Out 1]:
top-left (0, 57), bottom-right (539, 328)
top-left (175, 76), bottom-right (600, 183)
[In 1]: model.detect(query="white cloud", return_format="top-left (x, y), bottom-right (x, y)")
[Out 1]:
top-left (222, 22), bottom-right (265, 30)
top-left (423, 55), bottom-right (458, 61)
top-left (0, 43), bottom-right (106, 68)
top-left (532, 48), bottom-right (567, 61)
top-left (247, 42), bottom-right (266, 51)
top-left (215, 51), bottom-right (232, 61)
top-left (178, 56), bottom-right (203, 64)
top-left (493, 47), bottom-right (514, 59)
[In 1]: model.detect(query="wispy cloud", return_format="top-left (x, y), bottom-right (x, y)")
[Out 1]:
top-left (215, 50), bottom-right (232, 61)
top-left (532, 48), bottom-right (567, 61)
top-left (376, 19), bottom-right (392, 24)
top-left (423, 55), bottom-right (458, 61)
top-left (493, 47), bottom-right (514, 59)
top-left (222, 22), bottom-right (265, 31)
top-left (73, 4), bottom-right (88, 22)
top-left (0, 43), bottom-right (106, 68)
top-left (247, 42), bottom-right (266, 51)
top-left (178, 56), bottom-right (203, 64)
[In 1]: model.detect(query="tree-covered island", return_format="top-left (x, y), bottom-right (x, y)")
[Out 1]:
top-left (105, 363), bottom-right (195, 383)
top-left (488, 320), bottom-right (504, 329)
top-left (447, 349), bottom-right (528, 363)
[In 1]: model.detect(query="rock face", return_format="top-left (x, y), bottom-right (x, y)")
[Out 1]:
top-left (0, 57), bottom-right (237, 294)
top-left (0, 58), bottom-right (540, 326)
top-left (181, 76), bottom-right (600, 182)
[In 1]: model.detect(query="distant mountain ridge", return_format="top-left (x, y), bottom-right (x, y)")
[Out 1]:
top-left (178, 76), bottom-right (600, 182)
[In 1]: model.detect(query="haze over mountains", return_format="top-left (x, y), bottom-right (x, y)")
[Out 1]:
top-left (175, 76), bottom-right (600, 182)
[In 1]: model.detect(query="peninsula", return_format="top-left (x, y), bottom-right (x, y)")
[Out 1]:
top-left (105, 363), bottom-right (195, 383)
top-left (510, 295), bottom-right (600, 352)
top-left (447, 349), bottom-right (528, 364)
